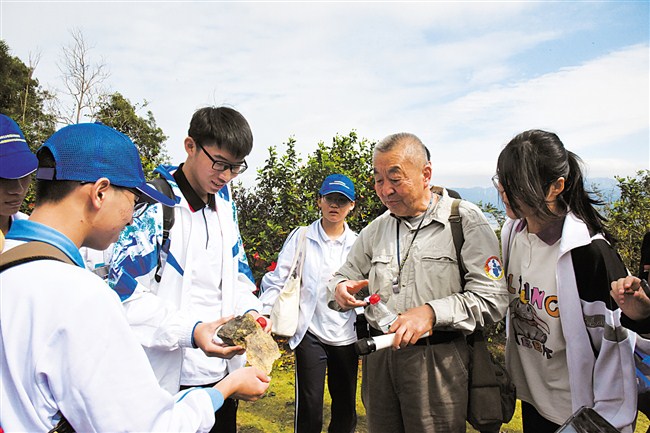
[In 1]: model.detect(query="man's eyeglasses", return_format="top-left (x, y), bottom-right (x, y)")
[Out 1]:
top-left (121, 186), bottom-right (149, 219)
top-left (195, 141), bottom-right (248, 175)
top-left (322, 194), bottom-right (352, 206)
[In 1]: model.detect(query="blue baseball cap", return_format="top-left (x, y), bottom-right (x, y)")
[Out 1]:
top-left (36, 123), bottom-right (174, 207)
top-left (0, 114), bottom-right (38, 179)
top-left (319, 174), bottom-right (355, 201)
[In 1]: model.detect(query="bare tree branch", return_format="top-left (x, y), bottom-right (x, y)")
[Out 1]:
top-left (57, 27), bottom-right (110, 124)
top-left (22, 50), bottom-right (42, 123)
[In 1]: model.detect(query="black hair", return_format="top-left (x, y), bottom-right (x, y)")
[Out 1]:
top-left (34, 147), bottom-right (80, 204)
top-left (496, 129), bottom-right (612, 242)
top-left (188, 106), bottom-right (253, 160)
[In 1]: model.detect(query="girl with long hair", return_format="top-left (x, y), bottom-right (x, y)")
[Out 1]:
top-left (495, 129), bottom-right (636, 432)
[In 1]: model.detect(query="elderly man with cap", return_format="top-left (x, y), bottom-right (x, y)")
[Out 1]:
top-left (0, 122), bottom-right (270, 433)
top-left (0, 114), bottom-right (38, 235)
top-left (259, 173), bottom-right (359, 433)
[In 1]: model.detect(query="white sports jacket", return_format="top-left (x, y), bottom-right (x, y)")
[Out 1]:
top-left (502, 213), bottom-right (637, 432)
top-left (1, 219), bottom-right (221, 432)
top-left (259, 219), bottom-right (358, 349)
top-left (108, 165), bottom-right (261, 393)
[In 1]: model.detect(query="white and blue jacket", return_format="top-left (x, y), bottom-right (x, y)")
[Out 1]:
top-left (503, 213), bottom-right (637, 432)
top-left (1, 220), bottom-right (222, 432)
top-left (108, 164), bottom-right (261, 393)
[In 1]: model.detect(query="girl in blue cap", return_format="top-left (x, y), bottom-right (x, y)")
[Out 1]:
top-left (260, 174), bottom-right (359, 433)
top-left (0, 114), bottom-right (38, 234)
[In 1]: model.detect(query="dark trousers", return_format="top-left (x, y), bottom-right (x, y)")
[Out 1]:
top-left (521, 401), bottom-right (561, 433)
top-left (294, 331), bottom-right (358, 433)
top-left (180, 382), bottom-right (239, 433)
top-left (639, 392), bottom-right (650, 418)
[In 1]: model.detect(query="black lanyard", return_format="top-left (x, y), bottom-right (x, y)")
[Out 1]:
top-left (393, 197), bottom-right (432, 294)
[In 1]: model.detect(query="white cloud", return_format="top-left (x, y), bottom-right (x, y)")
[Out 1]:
top-left (1, 1), bottom-right (647, 189)
top-left (428, 43), bottom-right (649, 185)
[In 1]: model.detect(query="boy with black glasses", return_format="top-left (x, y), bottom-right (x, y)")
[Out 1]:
top-left (108, 107), bottom-right (270, 433)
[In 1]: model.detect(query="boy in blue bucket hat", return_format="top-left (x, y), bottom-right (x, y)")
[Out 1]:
top-left (0, 122), bottom-right (270, 432)
top-left (0, 114), bottom-right (38, 234)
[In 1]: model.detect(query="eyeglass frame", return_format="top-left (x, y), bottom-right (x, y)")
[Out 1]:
top-left (194, 140), bottom-right (248, 174)
top-left (491, 174), bottom-right (501, 191)
top-left (321, 193), bottom-right (353, 206)
top-left (80, 181), bottom-right (149, 219)
top-left (119, 186), bottom-right (149, 219)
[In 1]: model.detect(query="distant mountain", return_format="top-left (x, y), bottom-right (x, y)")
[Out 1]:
top-left (448, 177), bottom-right (621, 211)
top-left (448, 186), bottom-right (502, 209)
top-left (586, 177), bottom-right (620, 203)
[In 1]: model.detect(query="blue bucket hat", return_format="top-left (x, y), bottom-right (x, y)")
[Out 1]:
top-left (319, 174), bottom-right (355, 201)
top-left (0, 114), bottom-right (38, 179)
top-left (36, 122), bottom-right (174, 207)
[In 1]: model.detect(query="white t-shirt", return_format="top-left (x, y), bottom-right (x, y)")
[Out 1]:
top-left (506, 224), bottom-right (572, 424)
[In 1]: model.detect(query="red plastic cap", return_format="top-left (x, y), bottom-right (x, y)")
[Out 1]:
top-left (369, 293), bottom-right (381, 305)
top-left (256, 317), bottom-right (267, 328)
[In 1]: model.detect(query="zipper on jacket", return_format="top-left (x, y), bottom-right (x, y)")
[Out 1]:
top-left (202, 208), bottom-right (209, 249)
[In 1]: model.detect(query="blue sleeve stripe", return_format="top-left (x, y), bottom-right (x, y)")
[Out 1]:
top-left (176, 387), bottom-right (224, 412)
top-left (205, 388), bottom-right (225, 410)
top-left (232, 240), bottom-right (254, 283)
top-left (165, 251), bottom-right (184, 276)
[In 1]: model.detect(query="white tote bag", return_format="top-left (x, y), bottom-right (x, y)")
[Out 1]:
top-left (270, 228), bottom-right (307, 337)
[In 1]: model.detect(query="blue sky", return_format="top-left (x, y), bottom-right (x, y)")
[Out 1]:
top-left (1, 1), bottom-right (648, 188)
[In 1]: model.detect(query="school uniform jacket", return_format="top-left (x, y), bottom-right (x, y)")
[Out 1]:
top-left (259, 219), bottom-right (358, 350)
top-left (108, 164), bottom-right (261, 393)
top-left (502, 213), bottom-right (636, 432)
top-left (1, 220), bottom-right (221, 432)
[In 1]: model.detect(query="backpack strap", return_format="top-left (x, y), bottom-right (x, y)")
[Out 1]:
top-left (149, 177), bottom-right (175, 244)
top-left (0, 241), bottom-right (75, 272)
top-left (449, 200), bottom-right (487, 342)
top-left (0, 242), bottom-right (77, 433)
top-left (449, 198), bottom-right (466, 289)
top-left (148, 177), bottom-right (176, 283)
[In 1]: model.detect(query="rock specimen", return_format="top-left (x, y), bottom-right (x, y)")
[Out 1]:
top-left (216, 315), bottom-right (280, 374)
top-left (217, 315), bottom-right (258, 346)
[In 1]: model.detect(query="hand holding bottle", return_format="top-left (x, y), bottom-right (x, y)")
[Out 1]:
top-left (365, 294), bottom-right (397, 333)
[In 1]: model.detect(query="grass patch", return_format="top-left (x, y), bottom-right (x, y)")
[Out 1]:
top-left (239, 343), bottom-right (649, 432)
top-left (237, 355), bottom-right (367, 433)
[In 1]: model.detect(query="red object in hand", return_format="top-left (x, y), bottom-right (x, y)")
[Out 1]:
top-left (256, 316), bottom-right (267, 328)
